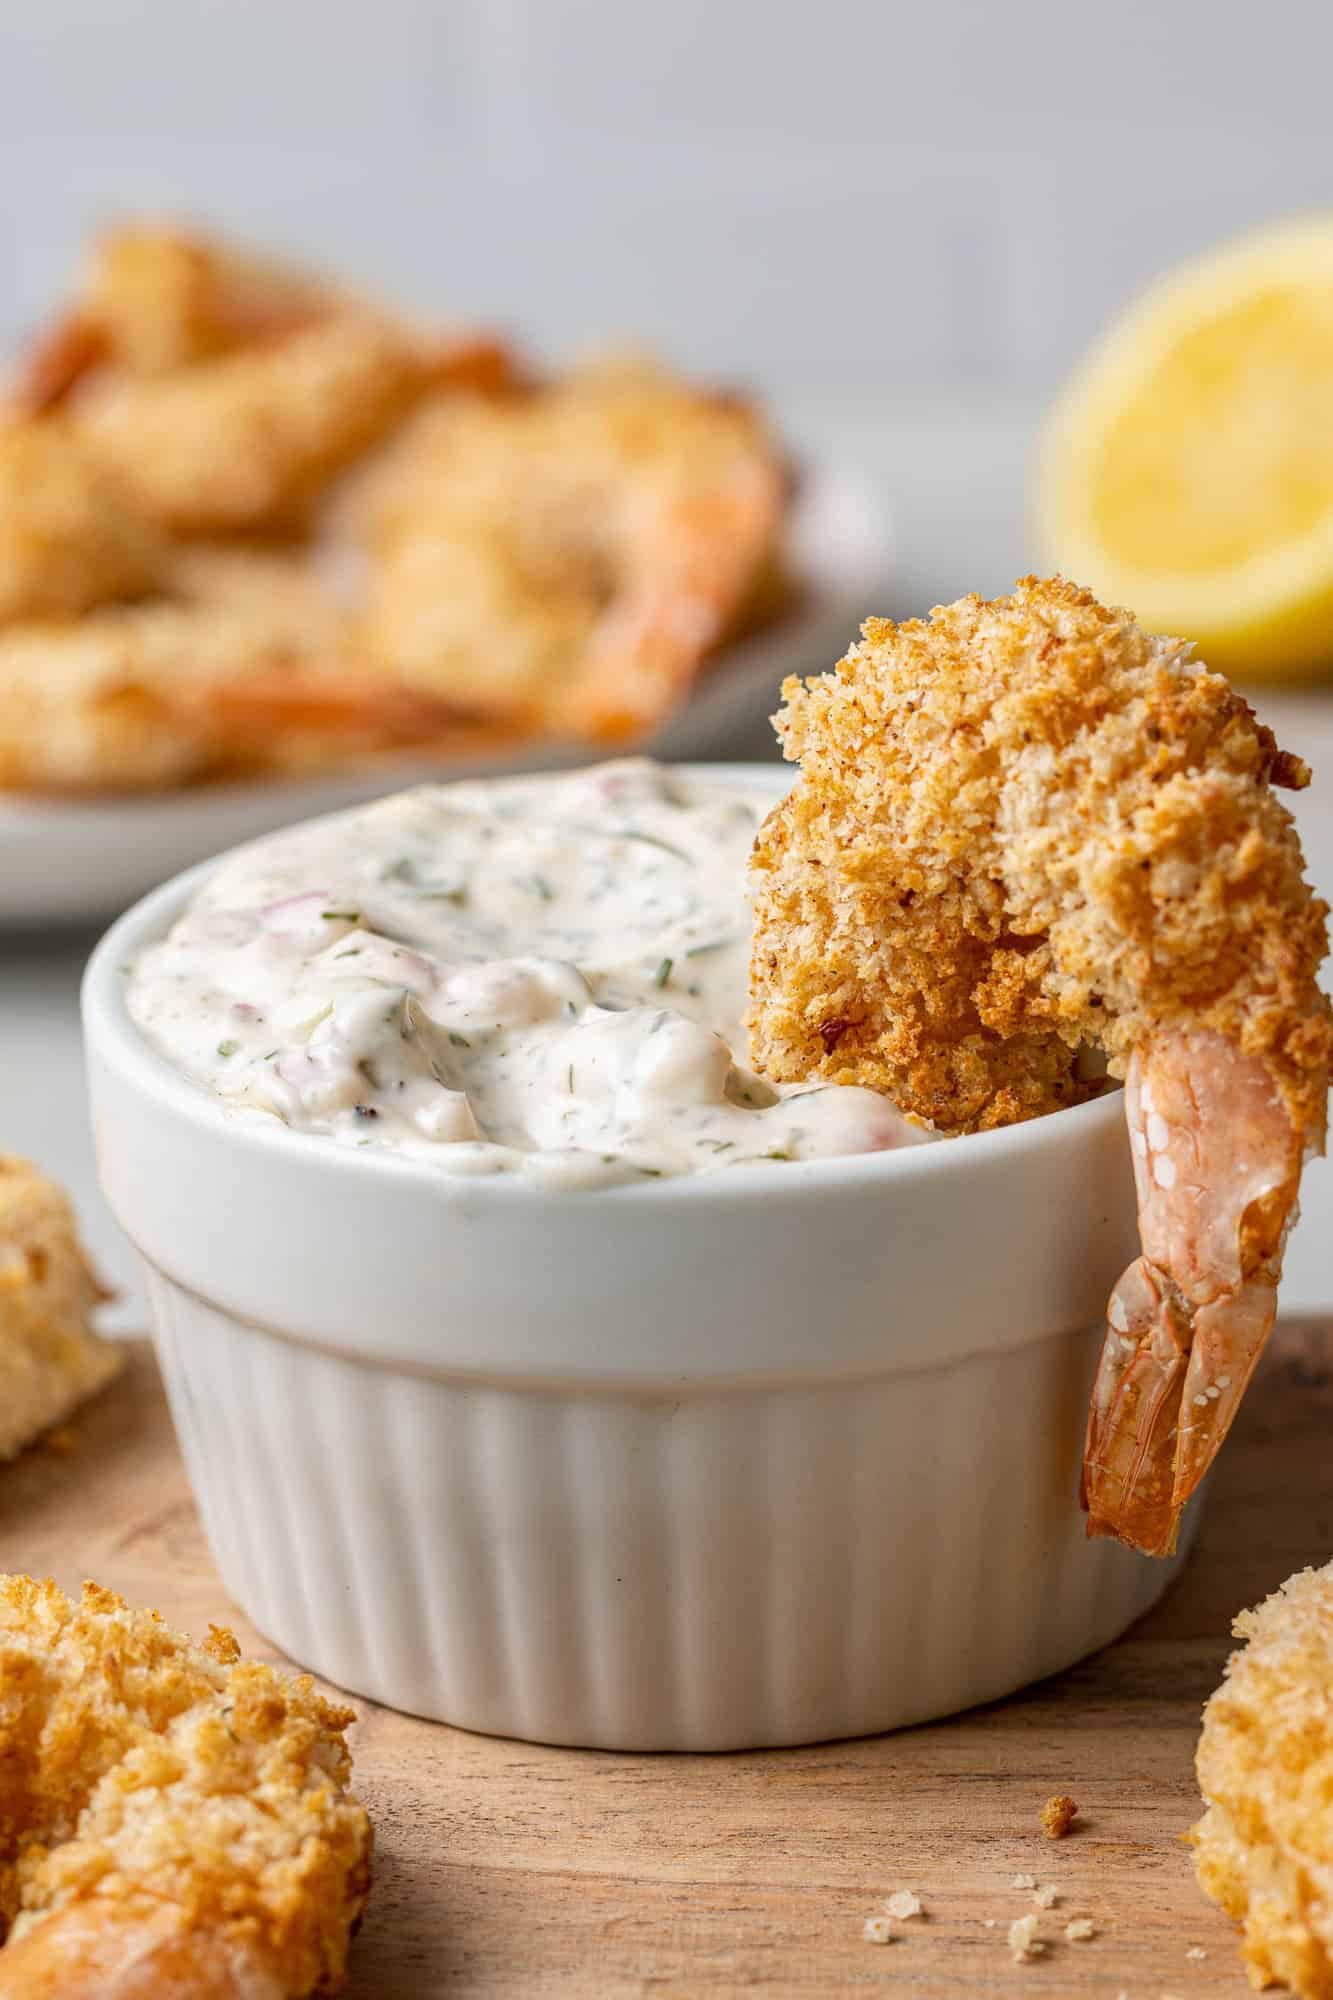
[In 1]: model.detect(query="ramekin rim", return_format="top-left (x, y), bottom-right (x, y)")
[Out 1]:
top-left (82, 762), bottom-right (1126, 1207)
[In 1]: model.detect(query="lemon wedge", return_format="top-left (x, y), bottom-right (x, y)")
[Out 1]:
top-left (1036, 215), bottom-right (1333, 679)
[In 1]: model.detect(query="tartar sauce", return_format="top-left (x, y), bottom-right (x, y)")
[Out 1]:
top-left (128, 761), bottom-right (929, 1187)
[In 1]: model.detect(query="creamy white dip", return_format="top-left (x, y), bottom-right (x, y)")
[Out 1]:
top-left (127, 761), bottom-right (928, 1187)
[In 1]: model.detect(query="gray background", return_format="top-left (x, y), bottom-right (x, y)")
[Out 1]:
top-left (4, 0), bottom-right (1332, 394)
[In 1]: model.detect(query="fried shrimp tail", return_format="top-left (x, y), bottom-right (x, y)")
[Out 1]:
top-left (0, 1902), bottom-right (282, 1998)
top-left (553, 445), bottom-right (785, 742)
top-left (1081, 1031), bottom-right (1304, 1552)
top-left (749, 578), bottom-right (1331, 1556)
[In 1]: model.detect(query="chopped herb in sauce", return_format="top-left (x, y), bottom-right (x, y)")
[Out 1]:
top-left (382, 857), bottom-right (467, 903)
top-left (619, 829), bottom-right (692, 863)
top-left (125, 760), bottom-right (929, 1189)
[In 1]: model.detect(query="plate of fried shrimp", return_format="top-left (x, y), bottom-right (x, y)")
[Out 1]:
top-left (0, 222), bottom-right (889, 926)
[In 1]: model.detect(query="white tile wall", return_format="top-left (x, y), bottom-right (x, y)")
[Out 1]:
top-left (2, 0), bottom-right (1332, 391)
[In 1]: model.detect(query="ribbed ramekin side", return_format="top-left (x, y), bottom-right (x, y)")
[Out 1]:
top-left (141, 1265), bottom-right (1183, 1750)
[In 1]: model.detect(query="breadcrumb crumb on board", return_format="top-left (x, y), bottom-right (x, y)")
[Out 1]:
top-left (883, 1889), bottom-right (923, 1920)
top-left (1040, 1792), bottom-right (1080, 1837)
top-left (1008, 1913), bottom-right (1045, 1962)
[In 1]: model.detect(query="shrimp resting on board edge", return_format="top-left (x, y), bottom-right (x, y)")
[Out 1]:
top-left (0, 1576), bottom-right (371, 1998)
top-left (747, 577), bottom-right (1330, 1556)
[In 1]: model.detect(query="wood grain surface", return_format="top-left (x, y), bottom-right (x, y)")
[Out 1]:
top-left (2, 1326), bottom-right (1330, 1998)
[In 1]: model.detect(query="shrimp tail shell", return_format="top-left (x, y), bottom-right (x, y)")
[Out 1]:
top-left (0, 1903), bottom-right (281, 1999)
top-left (1081, 1032), bottom-right (1302, 1556)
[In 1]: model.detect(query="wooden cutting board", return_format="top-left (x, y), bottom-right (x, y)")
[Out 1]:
top-left (2, 1328), bottom-right (1330, 1999)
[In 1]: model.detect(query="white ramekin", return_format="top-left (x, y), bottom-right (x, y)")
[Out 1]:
top-left (82, 766), bottom-right (1190, 1751)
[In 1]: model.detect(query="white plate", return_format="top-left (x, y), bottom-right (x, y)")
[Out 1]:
top-left (0, 465), bottom-right (889, 929)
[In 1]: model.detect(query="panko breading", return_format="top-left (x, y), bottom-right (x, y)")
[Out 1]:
top-left (0, 423), bottom-right (163, 623)
top-left (0, 565), bottom-right (347, 792)
top-left (0, 1577), bottom-right (371, 1998)
top-left (0, 554), bottom-right (489, 793)
top-left (75, 221), bottom-right (345, 376)
top-left (0, 225), bottom-right (789, 790)
top-left (4, 225), bottom-right (336, 414)
top-left (749, 579), bottom-right (1330, 1553)
top-left (1192, 1561), bottom-right (1333, 1998)
top-left (0, 1159), bottom-right (119, 1463)
top-left (7, 219), bottom-right (513, 537)
top-left (750, 576), bottom-right (1326, 1133)
top-left (0, 226), bottom-right (532, 795)
top-left (74, 316), bottom-right (443, 536)
top-left (5, 220), bottom-right (491, 411)
top-left (360, 355), bottom-right (786, 739)
top-left (1039, 1793), bottom-right (1079, 1839)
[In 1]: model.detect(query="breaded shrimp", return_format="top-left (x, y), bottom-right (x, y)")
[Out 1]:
top-left (0, 1577), bottom-right (371, 1998)
top-left (0, 552), bottom-right (486, 792)
top-left (0, 1158), bottom-right (119, 1462)
top-left (0, 422), bottom-right (163, 622)
top-left (749, 578), bottom-right (1330, 1555)
top-left (4, 220), bottom-right (513, 533)
top-left (73, 317), bottom-right (446, 535)
top-left (7, 220), bottom-right (509, 414)
top-left (1191, 1560), bottom-right (1333, 1997)
top-left (4, 224), bottom-right (337, 414)
top-left (73, 222), bottom-right (348, 376)
top-left (359, 355), bottom-right (786, 740)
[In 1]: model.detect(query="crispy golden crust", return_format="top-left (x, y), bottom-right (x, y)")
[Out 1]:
top-left (750, 576), bottom-right (1331, 1136)
top-left (0, 223), bottom-right (531, 794)
top-left (359, 356), bottom-right (786, 736)
top-left (0, 1159), bottom-right (119, 1463)
top-left (4, 218), bottom-right (516, 537)
top-left (0, 556), bottom-right (346, 792)
top-left (73, 317), bottom-right (437, 535)
top-left (0, 551), bottom-right (496, 793)
top-left (0, 536), bottom-right (516, 794)
top-left (0, 223), bottom-right (791, 788)
top-left (0, 1577), bottom-right (371, 1997)
top-left (0, 423), bottom-right (163, 623)
top-left (74, 223), bottom-right (342, 376)
top-left (1039, 1794), bottom-right (1079, 1838)
top-left (1191, 1562), bottom-right (1333, 1998)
